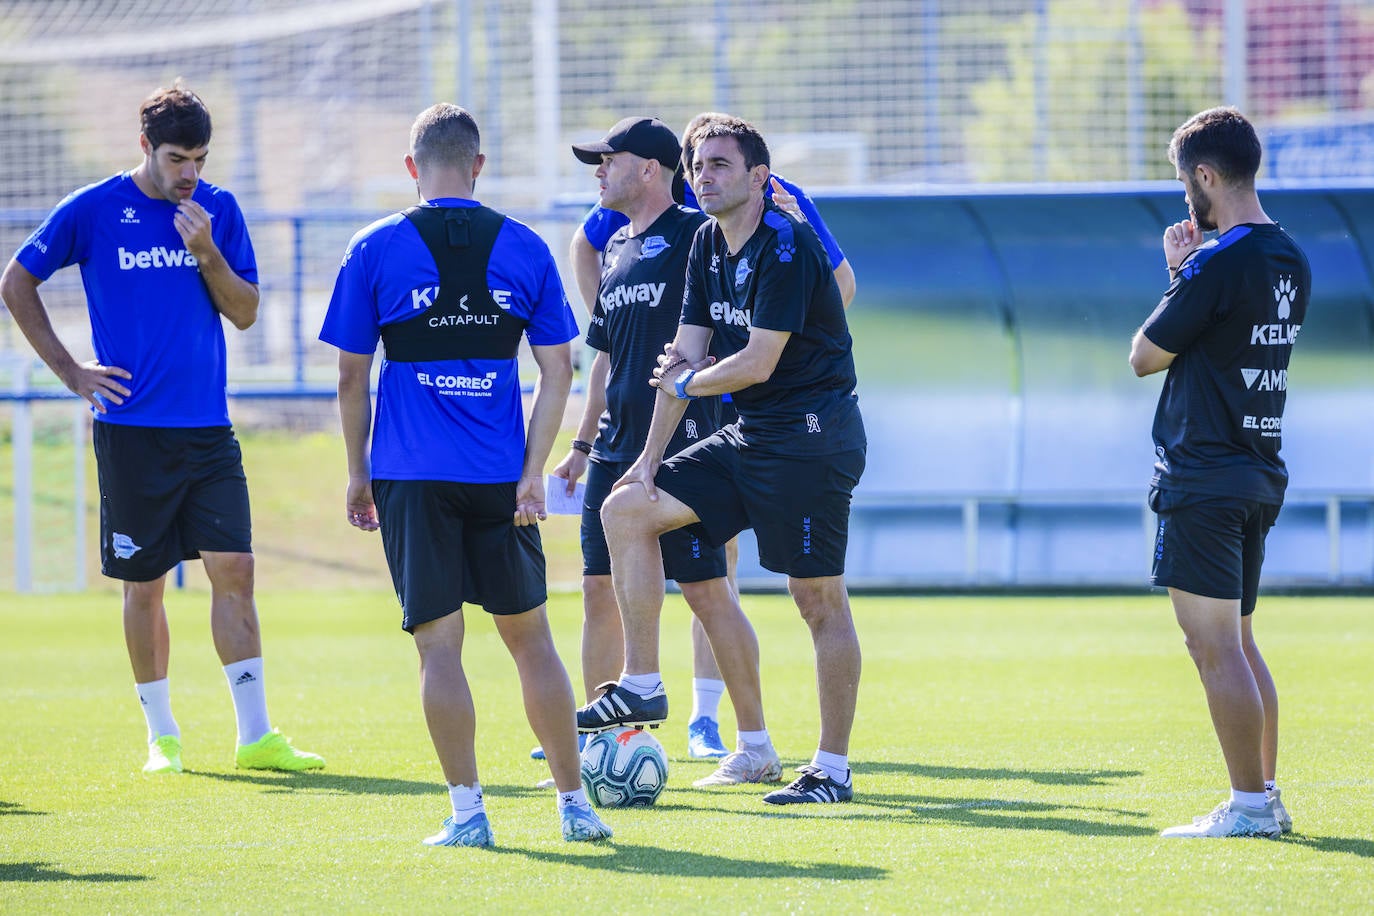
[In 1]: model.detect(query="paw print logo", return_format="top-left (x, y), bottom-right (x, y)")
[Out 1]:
top-left (1274, 275), bottom-right (1295, 320)
top-left (123, 207), bottom-right (136, 219)
top-left (776, 242), bottom-right (795, 263)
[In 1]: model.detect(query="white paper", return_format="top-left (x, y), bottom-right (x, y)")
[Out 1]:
top-left (544, 475), bottom-right (586, 515)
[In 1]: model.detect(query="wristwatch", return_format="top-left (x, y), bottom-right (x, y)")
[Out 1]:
top-left (672, 369), bottom-right (697, 400)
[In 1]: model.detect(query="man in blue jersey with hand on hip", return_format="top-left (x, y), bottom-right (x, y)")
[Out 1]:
top-left (1130, 107), bottom-right (1309, 839)
top-left (321, 103), bottom-right (611, 847)
top-left (1, 83), bottom-right (323, 777)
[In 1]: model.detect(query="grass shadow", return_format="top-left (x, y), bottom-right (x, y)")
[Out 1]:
top-left (0, 801), bottom-right (45, 817)
top-left (186, 769), bottom-right (437, 796)
top-left (855, 760), bottom-right (1144, 787)
top-left (490, 843), bottom-right (886, 880)
top-left (186, 770), bottom-right (558, 801)
top-left (1286, 834), bottom-right (1374, 859)
top-left (669, 788), bottom-right (1154, 837)
top-left (0, 861), bottom-right (148, 884)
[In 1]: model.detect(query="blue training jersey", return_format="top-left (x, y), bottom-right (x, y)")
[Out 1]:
top-left (579, 174), bottom-right (846, 269)
top-left (14, 172), bottom-right (258, 427)
top-left (319, 197), bottom-right (579, 484)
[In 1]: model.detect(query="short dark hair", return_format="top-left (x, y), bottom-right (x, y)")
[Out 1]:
top-left (681, 111), bottom-right (730, 171)
top-left (139, 81), bottom-right (212, 150)
top-left (410, 104), bottom-right (481, 172)
top-left (1168, 107), bottom-right (1262, 186)
top-left (688, 115), bottom-right (770, 172)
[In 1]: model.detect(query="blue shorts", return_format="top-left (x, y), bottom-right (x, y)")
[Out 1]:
top-left (93, 422), bottom-right (252, 582)
top-left (581, 458), bottom-right (726, 583)
top-left (1150, 488), bottom-right (1281, 615)
top-left (655, 426), bottom-right (865, 578)
top-left (372, 479), bottom-right (547, 632)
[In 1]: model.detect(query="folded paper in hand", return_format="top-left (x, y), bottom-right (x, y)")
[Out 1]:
top-left (544, 475), bottom-right (586, 515)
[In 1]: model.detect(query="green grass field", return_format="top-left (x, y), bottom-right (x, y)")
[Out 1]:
top-left (2, 590), bottom-right (1371, 913)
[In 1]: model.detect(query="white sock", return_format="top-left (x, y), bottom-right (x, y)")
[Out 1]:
top-left (448, 781), bottom-right (485, 819)
top-left (1231, 788), bottom-right (1268, 809)
top-left (1264, 780), bottom-right (1277, 794)
top-left (690, 678), bottom-right (725, 722)
top-left (557, 787), bottom-right (591, 810)
top-left (618, 672), bottom-right (662, 697)
top-left (736, 730), bottom-right (769, 752)
top-left (223, 657), bottom-right (272, 745)
top-left (135, 678), bottom-right (179, 742)
top-left (811, 749), bottom-right (850, 784)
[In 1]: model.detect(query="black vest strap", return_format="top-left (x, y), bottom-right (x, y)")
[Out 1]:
top-left (380, 205), bottom-right (526, 362)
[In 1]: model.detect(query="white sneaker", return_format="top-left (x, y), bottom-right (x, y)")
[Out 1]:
top-left (1161, 800), bottom-right (1281, 839)
top-left (1268, 788), bottom-right (1292, 835)
top-left (692, 741), bottom-right (783, 786)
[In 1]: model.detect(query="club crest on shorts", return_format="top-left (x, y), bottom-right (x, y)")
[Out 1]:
top-left (112, 532), bottom-right (142, 559)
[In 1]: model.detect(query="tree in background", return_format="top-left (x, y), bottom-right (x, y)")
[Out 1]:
top-left (965, 0), bottom-right (1215, 183)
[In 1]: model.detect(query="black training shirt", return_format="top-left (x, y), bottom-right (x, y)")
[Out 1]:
top-left (1142, 222), bottom-right (1311, 503)
top-left (682, 200), bottom-right (865, 456)
top-left (587, 205), bottom-right (719, 461)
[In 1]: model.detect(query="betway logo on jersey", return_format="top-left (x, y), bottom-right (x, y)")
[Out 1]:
top-left (117, 246), bottom-right (198, 270)
top-left (710, 301), bottom-right (751, 327)
top-left (1241, 368), bottom-right (1287, 391)
top-left (600, 282), bottom-right (666, 311)
top-left (1251, 323), bottom-right (1300, 346)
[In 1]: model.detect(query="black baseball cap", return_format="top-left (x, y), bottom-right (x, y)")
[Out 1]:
top-left (572, 116), bottom-right (681, 169)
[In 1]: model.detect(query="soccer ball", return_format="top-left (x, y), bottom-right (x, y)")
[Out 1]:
top-left (579, 727), bottom-right (668, 807)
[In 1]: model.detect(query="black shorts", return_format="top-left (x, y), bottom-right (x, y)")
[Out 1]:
top-left (655, 426), bottom-right (865, 578)
top-left (1150, 488), bottom-right (1281, 615)
top-left (372, 479), bottom-right (547, 632)
top-left (93, 422), bottom-right (252, 582)
top-left (581, 458), bottom-right (727, 583)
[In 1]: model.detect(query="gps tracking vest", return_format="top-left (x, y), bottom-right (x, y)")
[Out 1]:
top-left (381, 205), bottom-right (526, 362)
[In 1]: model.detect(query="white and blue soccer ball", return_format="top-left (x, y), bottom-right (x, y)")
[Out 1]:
top-left (579, 727), bottom-right (668, 807)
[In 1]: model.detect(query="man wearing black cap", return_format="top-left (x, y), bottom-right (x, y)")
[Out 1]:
top-left (579, 115), bottom-right (866, 806)
top-left (552, 117), bottom-right (782, 789)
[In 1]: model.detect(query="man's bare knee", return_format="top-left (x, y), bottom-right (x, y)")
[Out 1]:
top-left (601, 484), bottom-right (694, 542)
top-left (680, 578), bottom-right (738, 622)
top-left (123, 578), bottom-right (165, 613)
top-left (204, 552), bottom-right (255, 596)
top-left (600, 486), bottom-right (656, 536)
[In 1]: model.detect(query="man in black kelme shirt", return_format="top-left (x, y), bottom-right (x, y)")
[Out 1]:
top-left (576, 115), bottom-right (866, 806)
top-left (1130, 107), bottom-right (1310, 840)
top-left (552, 117), bottom-right (780, 789)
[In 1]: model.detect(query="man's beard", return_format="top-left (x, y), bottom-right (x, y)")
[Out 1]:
top-left (1189, 180), bottom-right (1217, 231)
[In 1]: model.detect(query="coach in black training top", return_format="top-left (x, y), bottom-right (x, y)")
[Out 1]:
top-left (575, 115), bottom-right (867, 807)
top-left (1130, 106), bottom-right (1310, 840)
top-left (555, 117), bottom-right (777, 786)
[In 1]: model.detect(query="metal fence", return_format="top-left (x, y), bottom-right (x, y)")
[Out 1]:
top-left (1, 1), bottom-right (1372, 215)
